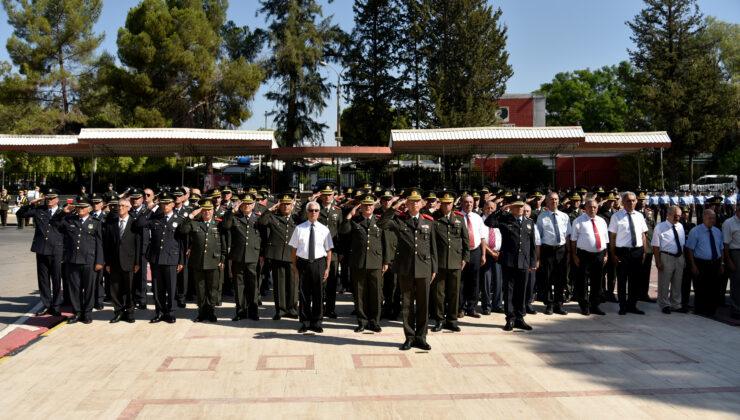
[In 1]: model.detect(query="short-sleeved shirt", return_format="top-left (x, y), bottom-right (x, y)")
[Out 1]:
top-left (659, 195), bottom-right (670, 205)
top-left (461, 210), bottom-right (488, 250)
top-left (651, 221), bottom-right (685, 254)
top-left (649, 195), bottom-right (659, 206)
top-left (679, 195), bottom-right (693, 206)
top-left (686, 224), bottom-right (723, 261)
top-left (694, 195), bottom-right (705, 205)
top-left (535, 209), bottom-right (572, 246)
top-left (669, 195), bottom-right (680, 205)
top-left (288, 220), bottom-right (334, 260)
top-left (721, 215), bottom-right (740, 250)
top-left (608, 209), bottom-right (649, 248)
top-left (571, 213), bottom-right (609, 252)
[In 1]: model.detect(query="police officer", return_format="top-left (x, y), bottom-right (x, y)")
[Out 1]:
top-left (172, 186), bottom-right (193, 308)
top-left (135, 192), bottom-right (185, 323)
top-left (259, 191), bottom-right (301, 320)
top-left (56, 196), bottom-right (104, 324)
top-left (89, 193), bottom-right (108, 309)
top-left (179, 199), bottom-right (226, 322)
top-left (341, 194), bottom-right (385, 333)
top-left (17, 188), bottom-right (65, 316)
top-left (103, 198), bottom-right (141, 323)
top-left (128, 188), bottom-right (149, 310)
top-left (222, 193), bottom-right (263, 321)
top-left (430, 191), bottom-right (469, 332)
top-left (378, 188), bottom-right (437, 351)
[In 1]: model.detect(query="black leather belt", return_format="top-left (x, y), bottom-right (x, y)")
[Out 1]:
top-left (660, 251), bottom-right (682, 257)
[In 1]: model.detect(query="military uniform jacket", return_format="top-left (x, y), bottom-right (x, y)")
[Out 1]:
top-left (135, 210), bottom-right (186, 266)
top-left (221, 210), bottom-right (262, 264)
top-left (0, 194), bottom-right (9, 211)
top-left (432, 210), bottom-right (470, 270)
top-left (485, 212), bottom-right (537, 270)
top-left (598, 205), bottom-right (615, 225)
top-left (179, 217), bottom-right (226, 270)
top-left (378, 209), bottom-right (438, 278)
top-left (17, 204), bottom-right (65, 256)
top-left (55, 214), bottom-right (104, 266)
top-left (258, 210), bottom-right (299, 262)
top-left (640, 208), bottom-right (656, 254)
top-left (340, 214), bottom-right (384, 270)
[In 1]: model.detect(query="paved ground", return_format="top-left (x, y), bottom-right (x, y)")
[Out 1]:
top-left (1, 212), bottom-right (739, 419)
top-left (0, 215), bottom-right (40, 330)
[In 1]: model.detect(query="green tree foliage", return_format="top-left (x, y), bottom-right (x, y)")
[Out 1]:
top-left (705, 16), bottom-right (740, 83)
top-left (536, 62), bottom-right (641, 132)
top-left (339, 103), bottom-right (409, 147)
top-left (259, 0), bottom-right (344, 147)
top-left (627, 0), bottom-right (738, 187)
top-left (397, 0), bottom-right (431, 129)
top-left (498, 155), bottom-right (550, 191)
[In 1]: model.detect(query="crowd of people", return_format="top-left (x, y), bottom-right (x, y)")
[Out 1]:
top-left (10, 181), bottom-right (740, 351)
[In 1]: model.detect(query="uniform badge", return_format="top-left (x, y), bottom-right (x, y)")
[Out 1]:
top-left (88, 224), bottom-right (94, 230)
top-left (332, 213), bottom-right (338, 220)
top-left (421, 224), bottom-right (430, 232)
top-left (172, 222), bottom-right (178, 228)
top-left (183, 212), bottom-right (189, 218)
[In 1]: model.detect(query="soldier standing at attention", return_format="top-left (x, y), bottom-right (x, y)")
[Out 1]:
top-left (56, 196), bottom-right (104, 324)
top-left (172, 186), bottom-right (193, 308)
top-left (314, 185), bottom-right (342, 318)
top-left (179, 199), bottom-right (226, 322)
top-left (89, 193), bottom-right (108, 310)
top-left (259, 192), bottom-right (301, 320)
top-left (378, 188), bottom-right (437, 351)
top-left (341, 194), bottom-right (386, 333)
top-left (430, 191), bottom-right (469, 332)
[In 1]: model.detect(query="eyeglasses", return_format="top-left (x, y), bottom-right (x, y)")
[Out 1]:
top-left (307, 209), bottom-right (319, 213)
top-left (145, 194), bottom-right (152, 197)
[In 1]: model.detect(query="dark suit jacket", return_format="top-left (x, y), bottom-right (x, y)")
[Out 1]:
top-left (103, 215), bottom-right (142, 272)
top-left (135, 210), bottom-right (185, 266)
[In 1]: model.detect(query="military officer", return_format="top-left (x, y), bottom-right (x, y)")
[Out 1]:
top-left (599, 191), bottom-right (618, 302)
top-left (179, 199), bottom-right (226, 322)
top-left (128, 188), bottom-right (149, 310)
top-left (103, 198), bottom-right (141, 323)
top-left (341, 194), bottom-right (385, 332)
top-left (376, 190), bottom-right (401, 319)
top-left (89, 193), bottom-right (108, 309)
top-left (421, 192), bottom-right (437, 217)
top-left (636, 191), bottom-right (657, 303)
top-left (17, 188), bottom-right (65, 316)
top-left (430, 191), bottom-right (469, 332)
top-left (135, 192), bottom-right (185, 323)
top-left (259, 191), bottom-right (301, 320)
top-left (0, 188), bottom-right (10, 226)
top-left (172, 186), bottom-right (193, 308)
top-left (378, 188), bottom-right (437, 351)
top-left (56, 196), bottom-right (104, 324)
top-left (222, 193), bottom-right (263, 321)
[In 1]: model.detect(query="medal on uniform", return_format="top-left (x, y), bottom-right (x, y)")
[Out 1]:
top-left (172, 222), bottom-right (178, 228)
top-left (88, 224), bottom-right (94, 229)
top-left (183, 212), bottom-right (189, 217)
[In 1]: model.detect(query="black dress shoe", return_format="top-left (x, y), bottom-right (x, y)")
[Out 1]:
top-left (232, 314), bottom-right (242, 322)
top-left (414, 339), bottom-right (431, 351)
top-left (661, 307), bottom-right (671, 314)
top-left (110, 314), bottom-right (122, 323)
top-left (67, 314), bottom-right (81, 324)
top-left (627, 307), bottom-right (645, 315)
top-left (544, 306), bottom-right (553, 315)
top-left (503, 320), bottom-right (513, 331)
top-left (326, 311), bottom-right (338, 319)
top-left (49, 309), bottom-right (62, 317)
top-left (400, 339), bottom-right (413, 351)
top-left (368, 324), bottom-right (382, 333)
top-left (284, 313), bottom-right (298, 319)
top-left (605, 295), bottom-right (618, 303)
top-left (209, 314), bottom-right (217, 322)
top-left (94, 304), bottom-right (104, 310)
top-left (311, 326), bottom-right (323, 333)
top-left (590, 307), bottom-right (606, 315)
top-left (165, 314), bottom-right (176, 323)
top-left (124, 314), bottom-right (135, 323)
top-left (526, 308), bottom-right (537, 315)
top-left (298, 326), bottom-right (308, 333)
top-left (581, 307), bottom-right (591, 316)
top-left (553, 306), bottom-right (568, 315)
top-left (81, 316), bottom-right (92, 324)
top-left (354, 325), bottom-right (366, 333)
top-left (513, 319), bottom-right (532, 330)
top-left (492, 307), bottom-right (504, 314)
top-left (481, 310), bottom-right (491, 315)
top-left (150, 314), bottom-right (163, 323)
top-left (194, 316), bottom-right (205, 322)
top-left (177, 301), bottom-right (186, 308)
top-left (430, 322), bottom-right (443, 332)
top-left (35, 307), bottom-right (50, 317)
top-left (444, 323), bottom-right (461, 332)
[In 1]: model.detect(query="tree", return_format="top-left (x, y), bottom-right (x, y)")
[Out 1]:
top-left (339, 103), bottom-right (409, 146)
top-left (425, 0), bottom-right (512, 128)
top-left (627, 0), bottom-right (737, 188)
top-left (397, 0), bottom-right (431, 129)
top-left (498, 155), bottom-right (550, 191)
top-left (259, 0), bottom-right (344, 147)
top-left (536, 62), bottom-right (642, 132)
top-left (705, 16), bottom-right (740, 83)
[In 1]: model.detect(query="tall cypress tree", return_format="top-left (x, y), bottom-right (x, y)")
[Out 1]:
top-left (397, 0), bottom-right (431, 129)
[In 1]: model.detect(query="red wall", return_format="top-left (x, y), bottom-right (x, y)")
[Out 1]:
top-left (496, 98), bottom-right (534, 127)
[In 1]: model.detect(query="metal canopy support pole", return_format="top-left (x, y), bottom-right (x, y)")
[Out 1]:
top-left (180, 144), bottom-right (185, 186)
top-left (660, 148), bottom-right (665, 191)
top-left (1, 152), bottom-right (5, 189)
top-left (90, 145), bottom-right (95, 192)
top-left (637, 149), bottom-right (642, 189)
top-left (572, 154), bottom-right (576, 189)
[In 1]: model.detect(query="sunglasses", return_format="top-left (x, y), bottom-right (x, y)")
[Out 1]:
top-left (145, 193), bottom-right (152, 197)
top-left (307, 209), bottom-right (319, 213)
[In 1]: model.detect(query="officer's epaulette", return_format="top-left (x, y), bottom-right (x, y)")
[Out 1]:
top-left (333, 205), bottom-right (341, 210)
top-left (215, 218), bottom-right (222, 222)
top-left (454, 211), bottom-right (464, 216)
top-left (255, 212), bottom-right (261, 216)
top-left (396, 211), bottom-right (407, 218)
top-left (422, 214), bottom-right (434, 221)
top-left (375, 213), bottom-right (380, 218)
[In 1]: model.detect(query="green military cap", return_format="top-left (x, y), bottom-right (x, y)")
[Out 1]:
top-left (379, 189), bottom-right (393, 200)
top-left (190, 193), bottom-right (202, 201)
top-left (207, 188), bottom-right (221, 198)
top-left (636, 191), bottom-right (648, 200)
top-left (345, 187), bottom-right (354, 195)
top-left (361, 183), bottom-right (373, 190)
top-left (374, 184), bottom-right (383, 193)
top-left (480, 187), bottom-right (490, 194)
top-left (159, 192), bottom-right (175, 204)
top-left (107, 197), bottom-right (118, 206)
top-left (404, 188), bottom-right (424, 201)
top-left (75, 195), bottom-right (92, 208)
top-left (353, 189), bottom-right (364, 199)
top-left (593, 185), bottom-right (605, 194)
top-left (506, 193), bottom-right (525, 206)
top-left (221, 186), bottom-right (233, 194)
top-left (247, 186), bottom-right (258, 195)
top-left (425, 191), bottom-right (438, 201)
top-left (239, 193), bottom-right (255, 204)
top-left (199, 199), bottom-right (215, 210)
top-left (360, 194), bottom-right (376, 205)
top-left (438, 190), bottom-right (456, 203)
top-left (45, 188), bottom-right (60, 199)
top-left (601, 191), bottom-right (617, 201)
top-left (258, 186), bottom-right (269, 194)
top-left (503, 190), bottom-right (513, 199)
top-left (568, 191), bottom-right (581, 201)
top-left (578, 186), bottom-right (589, 194)
top-left (89, 192), bottom-right (104, 203)
top-left (278, 191), bottom-right (294, 204)
top-left (707, 195), bottom-right (723, 205)
top-left (680, 205), bottom-right (690, 213)
top-left (472, 191), bottom-right (481, 199)
top-left (319, 183), bottom-right (335, 195)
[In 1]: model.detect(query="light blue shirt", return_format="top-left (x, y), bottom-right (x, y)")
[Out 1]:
top-left (649, 195), bottom-right (659, 206)
top-left (669, 195), bottom-right (680, 205)
top-left (686, 225), bottom-right (723, 261)
top-left (535, 209), bottom-right (571, 246)
top-left (694, 195), bottom-right (705, 205)
top-left (659, 194), bottom-right (670, 205)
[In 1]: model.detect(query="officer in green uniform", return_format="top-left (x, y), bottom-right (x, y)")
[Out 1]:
top-left (376, 189), bottom-right (400, 319)
top-left (636, 191), bottom-right (657, 302)
top-left (378, 188), bottom-right (437, 351)
top-left (1, 188), bottom-right (10, 226)
top-left (259, 191), bottom-right (300, 320)
top-left (421, 191), bottom-right (437, 217)
top-left (430, 191), bottom-right (469, 332)
top-left (222, 193), bottom-right (263, 321)
top-left (341, 194), bottom-right (385, 332)
top-left (178, 199), bottom-right (226, 322)
top-left (599, 191), bottom-right (618, 302)
top-left (565, 191), bottom-right (583, 301)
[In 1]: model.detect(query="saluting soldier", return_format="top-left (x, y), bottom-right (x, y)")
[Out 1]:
top-left (430, 191), bottom-right (469, 332)
top-left (103, 198), bottom-right (141, 323)
top-left (89, 193), bottom-right (108, 309)
top-left (172, 186), bottom-right (193, 308)
top-left (17, 188), bottom-right (65, 316)
top-left (376, 189), bottom-right (400, 319)
top-left (222, 193), bottom-right (263, 321)
top-left (179, 199), bottom-right (226, 322)
top-left (0, 188), bottom-right (10, 226)
top-left (378, 188), bottom-right (437, 351)
top-left (341, 194), bottom-right (385, 332)
top-left (55, 196), bottom-right (104, 324)
top-left (135, 192), bottom-right (185, 323)
top-left (259, 191), bottom-right (301, 320)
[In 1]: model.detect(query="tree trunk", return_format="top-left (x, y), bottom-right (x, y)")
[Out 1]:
top-left (73, 157), bottom-right (84, 184)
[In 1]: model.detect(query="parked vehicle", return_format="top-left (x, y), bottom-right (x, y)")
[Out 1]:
top-left (680, 174), bottom-right (737, 192)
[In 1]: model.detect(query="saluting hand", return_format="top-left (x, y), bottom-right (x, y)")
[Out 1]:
top-left (134, 265), bottom-right (140, 274)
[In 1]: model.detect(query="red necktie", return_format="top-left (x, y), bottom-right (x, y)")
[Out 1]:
top-left (591, 218), bottom-right (602, 249)
top-left (466, 214), bottom-right (475, 250)
top-left (488, 227), bottom-right (496, 249)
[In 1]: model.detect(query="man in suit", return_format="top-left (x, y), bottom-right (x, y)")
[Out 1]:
top-left (135, 192), bottom-right (185, 323)
top-left (16, 188), bottom-right (65, 316)
top-left (55, 196), bottom-right (104, 324)
top-left (378, 188), bottom-right (437, 351)
top-left (484, 194), bottom-right (538, 331)
top-left (103, 198), bottom-right (141, 323)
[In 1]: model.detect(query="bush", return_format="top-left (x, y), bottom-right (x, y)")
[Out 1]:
top-left (498, 155), bottom-right (550, 191)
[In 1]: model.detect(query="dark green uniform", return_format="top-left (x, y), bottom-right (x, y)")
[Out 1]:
top-left (340, 213), bottom-right (385, 329)
top-left (431, 210), bottom-right (470, 329)
top-left (178, 215), bottom-right (226, 320)
top-left (638, 208), bottom-right (656, 301)
top-left (222, 209), bottom-right (262, 319)
top-left (378, 209), bottom-right (438, 342)
top-left (259, 209), bottom-right (300, 318)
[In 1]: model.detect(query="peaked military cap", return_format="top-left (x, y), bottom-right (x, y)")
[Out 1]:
top-left (507, 194), bottom-right (525, 206)
top-left (172, 186), bottom-right (185, 197)
top-left (158, 192), bottom-right (175, 204)
top-left (404, 188), bottom-right (424, 201)
top-left (75, 195), bottom-right (92, 207)
top-left (319, 183), bottom-right (335, 195)
top-left (379, 189), bottom-right (393, 200)
top-left (45, 188), bottom-right (60, 199)
top-left (190, 192), bottom-right (202, 201)
top-left (425, 191), bottom-right (438, 201)
top-left (199, 199), bottom-right (215, 210)
top-left (278, 191), bottom-right (294, 204)
top-left (636, 191), bottom-right (648, 200)
top-left (129, 188), bottom-right (143, 199)
top-left (707, 195), bottom-right (723, 205)
top-left (438, 190), bottom-right (456, 203)
top-left (207, 188), bottom-right (221, 198)
top-left (89, 193), bottom-right (104, 203)
top-left (360, 194), bottom-right (376, 205)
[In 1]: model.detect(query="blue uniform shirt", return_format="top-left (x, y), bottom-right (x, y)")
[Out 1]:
top-left (686, 224), bottom-right (723, 261)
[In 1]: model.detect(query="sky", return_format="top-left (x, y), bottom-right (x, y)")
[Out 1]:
top-left (1, 0), bottom-right (739, 145)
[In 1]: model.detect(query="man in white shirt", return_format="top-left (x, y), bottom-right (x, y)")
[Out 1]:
top-left (480, 199), bottom-right (503, 314)
top-left (458, 194), bottom-right (487, 318)
top-left (536, 192), bottom-right (572, 315)
top-left (722, 204), bottom-right (740, 319)
top-left (608, 192), bottom-right (649, 315)
top-left (290, 201), bottom-right (333, 334)
top-left (571, 199), bottom-right (609, 315)
top-left (651, 205), bottom-right (687, 314)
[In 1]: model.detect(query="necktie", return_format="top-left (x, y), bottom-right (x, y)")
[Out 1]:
top-left (591, 218), bottom-right (602, 250)
top-left (671, 224), bottom-right (682, 256)
top-left (309, 223), bottom-right (315, 262)
top-left (120, 219), bottom-right (126, 238)
top-left (551, 212), bottom-right (561, 245)
top-left (488, 227), bottom-right (496, 250)
top-left (708, 228), bottom-right (718, 261)
top-left (628, 212), bottom-right (637, 247)
top-left (466, 214), bottom-right (475, 250)
top-left (49, 208), bottom-right (53, 217)
top-left (413, 216), bottom-right (418, 229)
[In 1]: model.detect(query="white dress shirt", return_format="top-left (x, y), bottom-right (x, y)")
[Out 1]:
top-left (721, 215), bottom-right (740, 250)
top-left (486, 226), bottom-right (502, 252)
top-left (571, 213), bottom-right (609, 252)
top-left (651, 221), bottom-right (685, 254)
top-left (289, 220), bottom-right (334, 260)
top-left (461, 210), bottom-right (488, 250)
top-left (536, 209), bottom-right (572, 246)
top-left (608, 209), bottom-right (648, 248)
